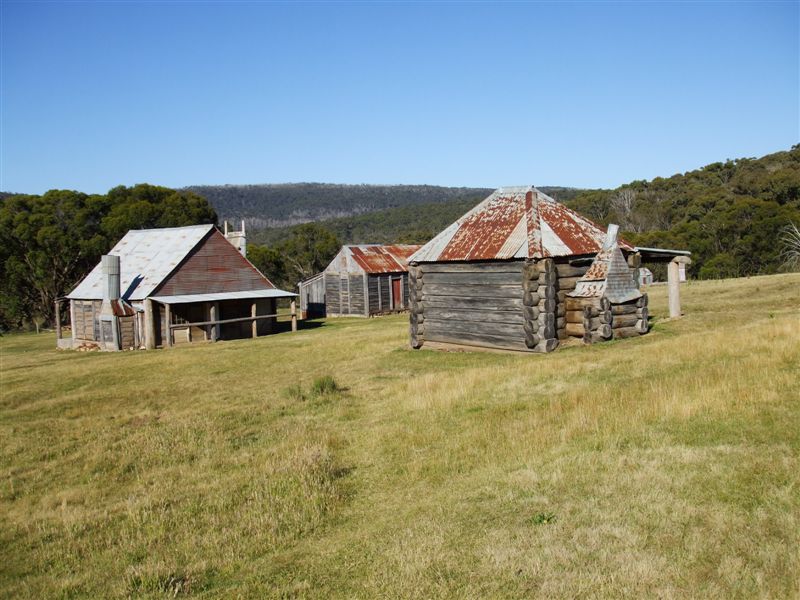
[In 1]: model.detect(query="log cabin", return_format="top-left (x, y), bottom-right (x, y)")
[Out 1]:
top-left (298, 244), bottom-right (421, 318)
top-left (408, 186), bottom-right (690, 353)
top-left (58, 224), bottom-right (296, 351)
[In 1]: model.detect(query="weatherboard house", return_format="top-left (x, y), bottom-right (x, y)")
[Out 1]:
top-left (59, 224), bottom-right (296, 351)
top-left (298, 244), bottom-right (421, 318)
top-left (407, 186), bottom-right (690, 353)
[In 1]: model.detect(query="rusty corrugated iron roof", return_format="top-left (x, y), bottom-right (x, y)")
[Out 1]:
top-left (410, 186), bottom-right (633, 262)
top-left (326, 244), bottom-right (422, 274)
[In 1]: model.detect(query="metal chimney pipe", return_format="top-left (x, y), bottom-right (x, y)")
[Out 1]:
top-left (101, 255), bottom-right (121, 302)
top-left (602, 224), bottom-right (620, 251)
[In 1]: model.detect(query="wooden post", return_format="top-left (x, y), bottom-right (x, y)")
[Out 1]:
top-left (290, 299), bottom-right (297, 332)
top-left (54, 300), bottom-right (62, 340)
top-left (69, 300), bottom-right (77, 343)
top-left (668, 259), bottom-right (681, 318)
top-left (163, 303), bottom-right (173, 347)
top-left (210, 302), bottom-right (219, 342)
top-left (251, 301), bottom-right (258, 338)
top-left (144, 298), bottom-right (156, 350)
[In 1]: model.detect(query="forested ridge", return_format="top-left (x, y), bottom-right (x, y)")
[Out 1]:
top-left (0, 185), bottom-right (217, 330)
top-left (248, 186), bottom-right (583, 246)
top-left (564, 145), bottom-right (800, 278)
top-left (247, 147), bottom-right (800, 281)
top-left (186, 183), bottom-right (496, 229)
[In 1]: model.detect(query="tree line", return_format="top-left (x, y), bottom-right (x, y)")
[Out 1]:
top-left (0, 184), bottom-right (342, 331)
top-left (564, 146), bottom-right (800, 278)
top-left (0, 185), bottom-right (217, 330)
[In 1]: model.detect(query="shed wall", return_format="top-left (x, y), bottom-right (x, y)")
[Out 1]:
top-left (299, 276), bottom-right (326, 318)
top-left (417, 261), bottom-right (527, 351)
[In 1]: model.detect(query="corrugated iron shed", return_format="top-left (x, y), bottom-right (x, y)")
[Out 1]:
top-left (410, 186), bottom-right (633, 263)
top-left (326, 244), bottom-right (422, 274)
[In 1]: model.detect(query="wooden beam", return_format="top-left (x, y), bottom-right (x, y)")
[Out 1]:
top-left (169, 313), bottom-right (279, 329)
top-left (668, 260), bottom-right (681, 318)
top-left (164, 303), bottom-right (173, 348)
top-left (212, 302), bottom-right (220, 341)
top-left (144, 298), bottom-right (156, 350)
top-left (290, 300), bottom-right (297, 333)
top-left (251, 301), bottom-right (258, 338)
top-left (54, 300), bottom-right (62, 340)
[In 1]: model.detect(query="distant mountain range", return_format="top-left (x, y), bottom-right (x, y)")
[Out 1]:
top-left (185, 183), bottom-right (583, 231)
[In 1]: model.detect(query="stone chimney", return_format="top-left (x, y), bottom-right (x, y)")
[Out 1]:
top-left (224, 220), bottom-right (247, 257)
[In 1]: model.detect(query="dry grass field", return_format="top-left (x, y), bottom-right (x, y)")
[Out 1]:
top-left (1, 274), bottom-right (799, 599)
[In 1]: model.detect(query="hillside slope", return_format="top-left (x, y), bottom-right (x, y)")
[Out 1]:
top-left (2, 274), bottom-right (798, 598)
top-left (185, 183), bottom-right (494, 229)
top-left (247, 186), bottom-right (583, 246)
top-left (564, 146), bottom-right (800, 278)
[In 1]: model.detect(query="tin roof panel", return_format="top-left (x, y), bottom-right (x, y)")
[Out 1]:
top-left (68, 224), bottom-right (215, 300)
top-left (410, 186), bottom-right (633, 263)
top-left (327, 244), bottom-right (422, 274)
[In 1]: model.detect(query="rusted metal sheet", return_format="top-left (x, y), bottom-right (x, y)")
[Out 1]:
top-left (410, 186), bottom-right (633, 263)
top-left (326, 244), bottom-right (422, 275)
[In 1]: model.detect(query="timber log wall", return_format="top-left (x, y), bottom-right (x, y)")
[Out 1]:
top-left (408, 259), bottom-right (591, 353)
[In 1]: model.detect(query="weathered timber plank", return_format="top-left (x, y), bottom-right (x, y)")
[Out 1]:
top-left (425, 308), bottom-right (524, 325)
top-left (555, 264), bottom-right (589, 278)
top-left (423, 283), bottom-right (521, 298)
top-left (612, 326), bottom-right (641, 339)
top-left (537, 323), bottom-right (556, 339)
top-left (566, 310), bottom-right (584, 324)
top-left (538, 258), bottom-right (556, 274)
top-left (611, 314), bottom-right (639, 328)
top-left (611, 304), bottom-right (638, 315)
top-left (557, 276), bottom-right (583, 289)
top-left (422, 296), bottom-right (524, 310)
top-left (522, 305), bottom-right (540, 321)
top-left (422, 272), bottom-right (524, 285)
top-left (424, 331), bottom-right (528, 351)
top-left (565, 296), bottom-right (611, 311)
top-left (565, 322), bottom-right (586, 336)
top-left (425, 319), bottom-right (524, 338)
top-left (533, 338), bottom-right (559, 353)
top-left (419, 262), bottom-right (523, 274)
top-left (537, 298), bottom-right (557, 313)
top-left (538, 271), bottom-right (557, 285)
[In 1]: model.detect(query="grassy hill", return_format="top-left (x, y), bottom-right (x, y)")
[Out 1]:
top-left (1, 274), bottom-right (798, 598)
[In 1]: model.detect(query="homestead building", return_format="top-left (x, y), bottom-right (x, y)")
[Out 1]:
top-left (407, 186), bottom-right (689, 353)
top-left (298, 244), bottom-right (421, 318)
top-left (59, 224), bottom-right (296, 351)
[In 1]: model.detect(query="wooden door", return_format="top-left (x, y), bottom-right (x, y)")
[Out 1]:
top-left (391, 277), bottom-right (402, 309)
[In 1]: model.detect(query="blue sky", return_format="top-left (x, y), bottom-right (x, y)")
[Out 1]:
top-left (1, 1), bottom-right (798, 194)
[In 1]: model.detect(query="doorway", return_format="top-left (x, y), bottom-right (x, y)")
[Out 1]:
top-left (391, 277), bottom-right (402, 310)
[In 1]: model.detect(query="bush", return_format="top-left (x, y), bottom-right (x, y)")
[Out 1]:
top-left (310, 375), bottom-right (341, 397)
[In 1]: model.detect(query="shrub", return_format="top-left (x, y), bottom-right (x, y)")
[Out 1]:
top-left (310, 375), bottom-right (341, 398)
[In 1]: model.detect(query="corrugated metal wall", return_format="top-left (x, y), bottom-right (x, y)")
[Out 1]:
top-left (155, 230), bottom-right (273, 296)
